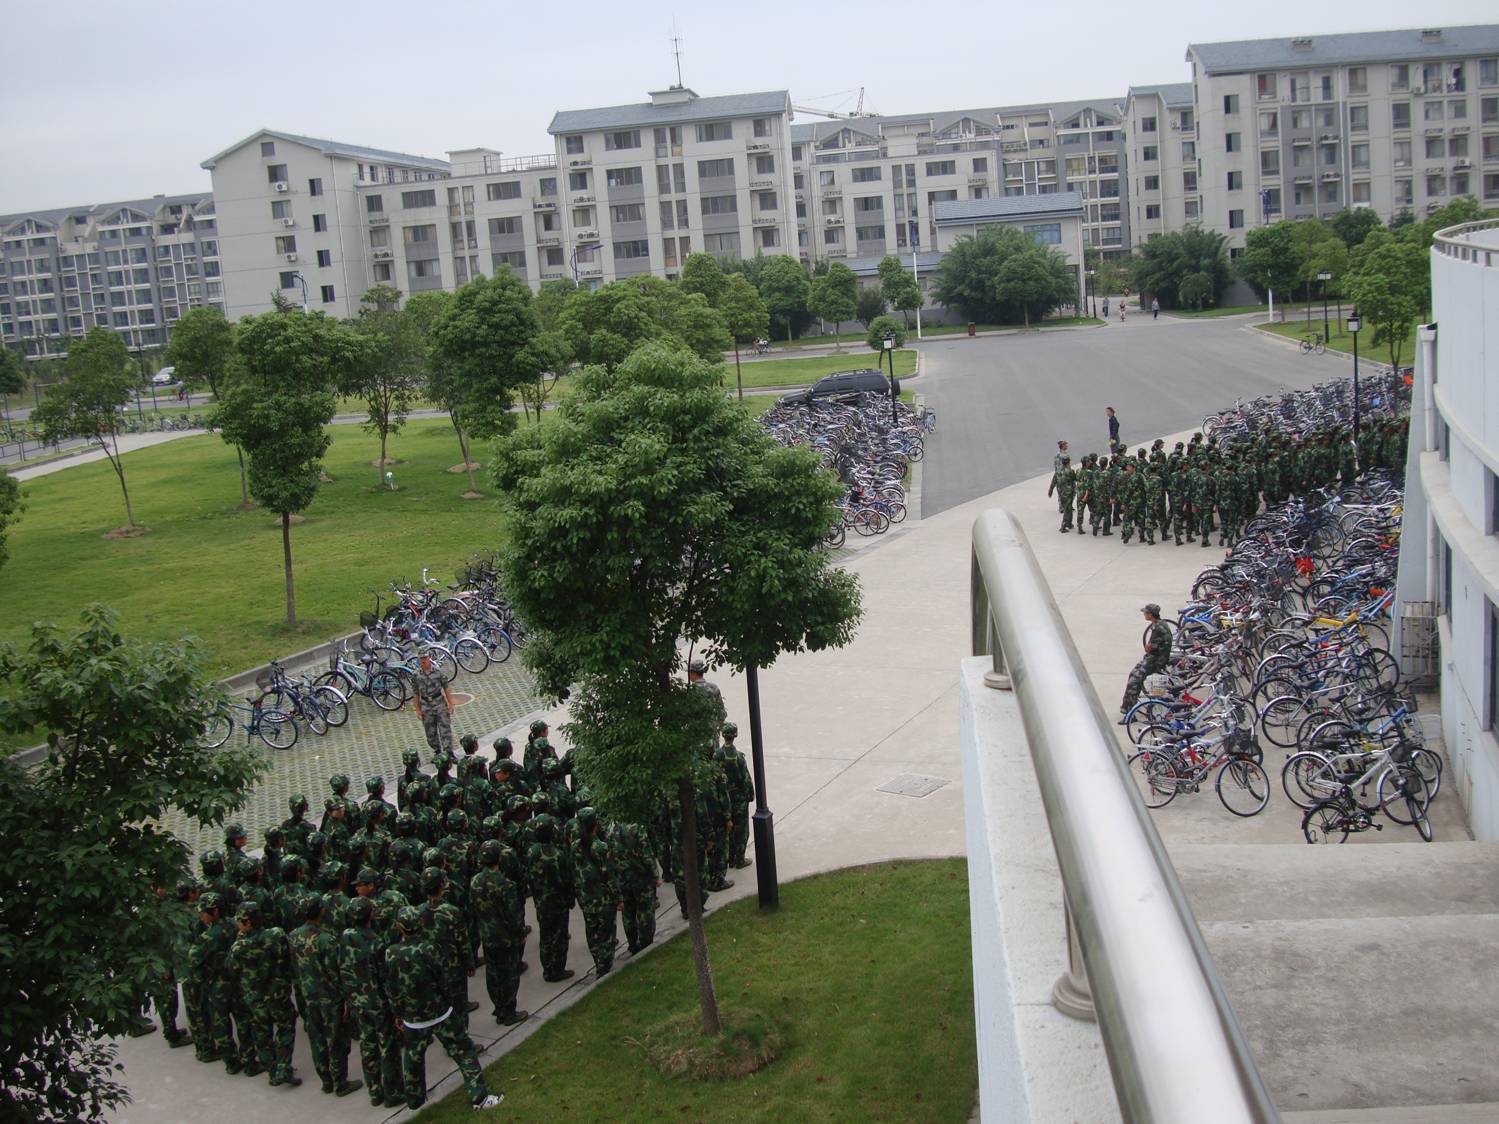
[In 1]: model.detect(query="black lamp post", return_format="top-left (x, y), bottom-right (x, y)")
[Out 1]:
top-left (744, 663), bottom-right (778, 909)
top-left (882, 331), bottom-right (898, 422)
top-left (1347, 310), bottom-right (1362, 441)
top-left (570, 241), bottom-right (602, 284)
top-left (1317, 270), bottom-right (1332, 341)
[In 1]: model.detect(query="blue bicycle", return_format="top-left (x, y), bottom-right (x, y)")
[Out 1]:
top-left (200, 698), bottom-right (298, 750)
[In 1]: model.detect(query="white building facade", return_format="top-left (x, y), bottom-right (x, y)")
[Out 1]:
top-left (1395, 219), bottom-right (1499, 839)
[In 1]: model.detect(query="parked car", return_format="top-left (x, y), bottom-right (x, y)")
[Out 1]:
top-left (778, 368), bottom-right (895, 406)
top-left (151, 366), bottom-right (177, 386)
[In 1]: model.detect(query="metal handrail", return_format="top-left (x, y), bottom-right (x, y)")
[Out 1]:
top-left (971, 508), bottom-right (1278, 1123)
top-left (1432, 218), bottom-right (1499, 267)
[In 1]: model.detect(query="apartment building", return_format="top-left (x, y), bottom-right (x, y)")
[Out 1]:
top-left (1182, 25), bottom-right (1499, 253)
top-left (202, 130), bottom-right (449, 321)
top-left (791, 98), bottom-right (1129, 267)
top-left (1123, 84), bottom-right (1200, 246)
top-left (0, 193), bottom-right (220, 359)
top-left (933, 193), bottom-right (1088, 299)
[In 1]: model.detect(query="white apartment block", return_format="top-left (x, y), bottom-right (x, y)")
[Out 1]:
top-left (1, 193), bottom-right (220, 359)
top-left (202, 131), bottom-right (449, 321)
top-left (1177, 24), bottom-right (1499, 254)
top-left (1124, 84), bottom-right (1200, 246)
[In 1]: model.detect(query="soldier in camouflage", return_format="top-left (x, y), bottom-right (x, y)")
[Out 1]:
top-left (225, 903), bottom-right (300, 1087)
top-left (570, 806), bottom-right (621, 977)
top-left (721, 724), bottom-right (755, 868)
top-left (615, 821), bottom-right (660, 955)
top-left (339, 896), bottom-right (402, 1108)
top-left (527, 818), bottom-right (575, 982)
top-left (411, 654), bottom-right (457, 757)
top-left (288, 896), bottom-right (361, 1097)
top-left (470, 838), bottom-right (529, 1025)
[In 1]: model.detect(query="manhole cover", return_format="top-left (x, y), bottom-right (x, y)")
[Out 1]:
top-left (449, 692), bottom-right (475, 708)
top-left (876, 773), bottom-right (949, 799)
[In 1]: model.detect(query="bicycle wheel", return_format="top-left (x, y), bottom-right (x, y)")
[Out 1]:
top-left (824, 523), bottom-right (846, 549)
top-left (1408, 747), bottom-right (1443, 799)
top-left (1314, 341), bottom-right (1325, 355)
top-left (297, 697), bottom-right (329, 737)
top-left (1300, 339), bottom-right (1313, 354)
top-left (886, 501), bottom-right (908, 525)
top-left (1258, 694), bottom-right (1310, 750)
top-left (1128, 748), bottom-right (1180, 809)
top-left (424, 645), bottom-right (458, 684)
top-left (1125, 700), bottom-right (1174, 742)
top-left (1216, 756), bottom-right (1270, 817)
top-left (1377, 766), bottom-right (1430, 825)
top-left (369, 669), bottom-right (407, 711)
top-left (1302, 799), bottom-right (1351, 843)
top-left (454, 637), bottom-right (489, 675)
top-left (257, 708), bottom-right (298, 750)
top-left (313, 685), bottom-right (349, 728)
top-left (200, 707), bottom-right (233, 749)
top-left (477, 626), bottom-right (513, 664)
top-left (851, 510), bottom-right (878, 537)
top-left (1412, 800), bottom-right (1434, 842)
top-left (313, 669), bottom-right (357, 698)
top-left (1282, 751), bottom-right (1338, 809)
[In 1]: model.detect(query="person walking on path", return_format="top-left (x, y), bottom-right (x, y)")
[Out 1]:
top-left (1106, 408), bottom-right (1120, 454)
top-left (1119, 300), bottom-right (1126, 323)
top-left (411, 654), bottom-right (456, 758)
top-left (1102, 297), bottom-right (1109, 320)
top-left (1151, 298), bottom-right (1160, 320)
top-left (1120, 604), bottom-right (1173, 719)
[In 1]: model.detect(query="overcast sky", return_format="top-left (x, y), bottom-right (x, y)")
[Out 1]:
top-left (3, 0), bottom-right (1495, 214)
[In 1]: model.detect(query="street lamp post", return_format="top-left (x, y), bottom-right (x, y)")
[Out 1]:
top-left (132, 346), bottom-right (147, 418)
top-left (1347, 310), bottom-right (1362, 442)
top-left (882, 332), bottom-right (898, 422)
top-left (570, 241), bottom-right (603, 284)
top-left (745, 662), bottom-right (779, 909)
top-left (288, 271), bottom-right (310, 313)
top-left (1317, 270), bottom-right (1332, 342)
top-left (1085, 269), bottom-right (1097, 319)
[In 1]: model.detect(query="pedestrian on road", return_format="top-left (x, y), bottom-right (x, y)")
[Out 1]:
top-left (1106, 407), bottom-right (1120, 453)
top-left (1119, 301), bottom-right (1127, 323)
top-left (1102, 297), bottom-right (1110, 319)
top-left (1120, 604), bottom-right (1173, 719)
top-left (1151, 298), bottom-right (1160, 320)
top-left (411, 655), bottom-right (455, 758)
top-left (1047, 440), bottom-right (1069, 499)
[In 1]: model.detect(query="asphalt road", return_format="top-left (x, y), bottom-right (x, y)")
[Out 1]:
top-left (916, 314), bottom-right (1353, 517)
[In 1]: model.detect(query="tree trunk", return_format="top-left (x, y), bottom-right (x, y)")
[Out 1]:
top-left (236, 445), bottom-right (251, 507)
top-left (449, 410), bottom-right (479, 494)
top-left (678, 777), bottom-right (723, 1036)
top-left (109, 429), bottom-right (136, 529)
top-left (378, 426), bottom-right (389, 488)
top-left (831, 321), bottom-right (842, 352)
top-left (733, 343), bottom-right (743, 401)
top-left (281, 511), bottom-right (297, 626)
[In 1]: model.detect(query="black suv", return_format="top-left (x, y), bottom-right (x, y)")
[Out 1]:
top-left (778, 368), bottom-right (895, 405)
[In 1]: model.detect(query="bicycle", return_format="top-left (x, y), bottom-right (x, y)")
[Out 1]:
top-left (1301, 769), bottom-right (1432, 843)
top-left (254, 659), bottom-right (349, 735)
top-left (1128, 720), bottom-right (1270, 817)
top-left (314, 641), bottom-right (409, 711)
top-left (1299, 334), bottom-right (1326, 355)
top-left (199, 698), bottom-right (299, 750)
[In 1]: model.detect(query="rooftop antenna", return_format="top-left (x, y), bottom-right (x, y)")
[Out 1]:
top-left (670, 21), bottom-right (684, 88)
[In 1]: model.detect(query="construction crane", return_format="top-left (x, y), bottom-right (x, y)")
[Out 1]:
top-left (792, 86), bottom-right (878, 120)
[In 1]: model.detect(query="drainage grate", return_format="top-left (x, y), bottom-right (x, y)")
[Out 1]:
top-left (876, 773), bottom-right (950, 799)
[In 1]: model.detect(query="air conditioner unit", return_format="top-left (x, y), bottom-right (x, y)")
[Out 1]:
top-left (1411, 85), bottom-right (1425, 95)
top-left (573, 195), bottom-right (595, 204)
top-left (282, 218), bottom-right (296, 227)
top-left (273, 182), bottom-right (289, 193)
top-left (371, 248), bottom-right (393, 261)
top-left (568, 158), bottom-right (590, 167)
top-left (824, 216), bottom-right (842, 225)
top-left (284, 253), bottom-right (298, 262)
top-left (1455, 158), bottom-right (1471, 168)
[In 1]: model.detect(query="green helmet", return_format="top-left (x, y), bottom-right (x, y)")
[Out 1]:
top-left (493, 737), bottom-right (512, 754)
top-left (529, 720), bottom-right (548, 736)
top-left (355, 866), bottom-right (380, 885)
top-left (459, 734), bottom-right (478, 752)
top-left (722, 722), bottom-right (738, 737)
top-left (402, 748), bottom-right (420, 767)
top-left (289, 792), bottom-right (309, 811)
top-left (365, 775), bottom-right (384, 794)
top-left (394, 906), bottom-right (423, 934)
top-left (506, 795), bottom-right (531, 814)
top-left (329, 773), bottom-right (350, 793)
top-left (445, 809), bottom-right (467, 829)
top-left (198, 891), bottom-right (223, 913)
top-left (224, 823), bottom-right (245, 842)
top-left (201, 850), bottom-right (224, 870)
top-left (479, 839), bottom-right (503, 864)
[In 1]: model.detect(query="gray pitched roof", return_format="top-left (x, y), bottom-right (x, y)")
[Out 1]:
top-left (0, 192), bottom-right (213, 232)
top-left (1190, 24), bottom-right (1499, 74)
top-left (790, 97), bottom-right (1124, 146)
top-left (1127, 83), bottom-right (1195, 107)
top-left (201, 129), bottom-right (450, 171)
top-left (548, 90), bottom-right (790, 135)
top-left (934, 192), bottom-right (1084, 224)
top-left (841, 250), bottom-right (946, 277)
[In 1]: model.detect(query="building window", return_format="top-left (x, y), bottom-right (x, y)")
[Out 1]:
top-left (606, 166), bottom-right (643, 189)
top-left (1022, 223), bottom-right (1061, 244)
top-left (925, 160), bottom-right (956, 176)
top-left (610, 203), bottom-right (645, 223)
top-left (1259, 110), bottom-right (1279, 137)
top-left (271, 200), bottom-right (291, 220)
top-left (1351, 143), bottom-right (1370, 170)
top-left (1141, 145), bottom-right (1158, 162)
top-left (1140, 116), bottom-right (1157, 133)
top-left (1145, 203), bottom-right (1162, 219)
top-left (1392, 103), bottom-right (1411, 130)
top-left (316, 249), bottom-right (332, 267)
top-left (613, 240), bottom-right (649, 261)
top-left (274, 235), bottom-right (296, 254)
top-left (1142, 175), bottom-right (1159, 191)
top-left (1425, 99), bottom-right (1445, 122)
top-left (1228, 209), bottom-right (1245, 229)
top-left (260, 140), bottom-right (276, 156)
top-left (267, 163), bottom-right (288, 183)
top-left (852, 166), bottom-right (882, 182)
top-left (488, 217), bottom-right (520, 237)
top-left (703, 231), bottom-right (740, 257)
top-left (824, 227), bottom-right (843, 246)
top-left (308, 178), bottom-right (323, 197)
top-left (695, 122), bottom-right (733, 142)
top-left (1349, 104), bottom-right (1369, 132)
top-left (491, 251), bottom-right (526, 272)
top-left (853, 196), bottom-right (883, 213)
top-left (568, 171), bottom-right (590, 192)
top-left (1225, 132), bottom-right (1241, 153)
top-left (604, 130), bottom-right (640, 150)
top-left (1256, 74), bottom-right (1276, 100)
top-left (320, 285), bottom-right (335, 303)
top-left (486, 181), bottom-right (521, 201)
top-left (700, 194), bottom-right (737, 216)
top-left (565, 135), bottom-right (584, 155)
top-left (697, 158), bottom-right (735, 180)
top-left (366, 194), bottom-right (383, 213)
top-left (854, 225), bottom-right (884, 243)
top-left (1347, 66), bottom-right (1367, 94)
top-left (312, 213), bottom-right (327, 233)
top-left (278, 271), bottom-right (296, 290)
top-left (1227, 170), bottom-right (1243, 190)
top-left (403, 224), bottom-right (436, 244)
top-left (1224, 94), bottom-right (1240, 114)
top-left (401, 189), bottom-right (436, 209)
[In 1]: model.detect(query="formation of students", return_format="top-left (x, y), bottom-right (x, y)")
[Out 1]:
top-left (140, 719), bottom-right (756, 1112)
top-left (1047, 416), bottom-right (1409, 547)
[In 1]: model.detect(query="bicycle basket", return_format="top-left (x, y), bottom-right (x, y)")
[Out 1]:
top-left (254, 670), bottom-right (276, 692)
top-left (359, 610), bottom-right (378, 630)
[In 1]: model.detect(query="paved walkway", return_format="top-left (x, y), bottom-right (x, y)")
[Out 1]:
top-left (109, 413), bottom-right (1346, 1120)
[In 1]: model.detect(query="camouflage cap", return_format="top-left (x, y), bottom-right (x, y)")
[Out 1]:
top-left (506, 795), bottom-right (531, 813)
top-left (479, 839), bottom-right (504, 864)
top-left (306, 831), bottom-right (326, 850)
top-left (576, 806), bottom-right (598, 826)
top-left (289, 792), bottom-right (309, 810)
top-left (532, 737), bottom-right (551, 752)
top-left (431, 750), bottom-right (455, 768)
top-left (224, 822), bottom-right (245, 841)
top-left (325, 796), bottom-right (341, 811)
top-left (722, 722), bottom-right (738, 736)
top-left (395, 811), bottom-right (416, 832)
top-left (439, 782), bottom-right (463, 802)
top-left (201, 849), bottom-right (224, 867)
top-left (402, 748), bottom-right (420, 767)
top-left (365, 775), bottom-right (384, 793)
top-left (529, 793), bottom-right (549, 809)
top-left (421, 867), bottom-right (446, 894)
top-left (459, 734), bottom-right (478, 752)
top-left (492, 737), bottom-right (512, 754)
top-left (421, 847), bottom-right (443, 867)
top-left (329, 773), bottom-right (350, 791)
top-left (302, 895), bottom-right (326, 922)
top-left (529, 720), bottom-right (548, 736)
top-left (481, 814), bottom-right (504, 835)
top-left (494, 757), bottom-right (520, 773)
top-left (198, 891), bottom-right (223, 912)
top-left (542, 758), bottom-right (564, 777)
top-left (318, 861), bottom-right (346, 886)
top-left (574, 786), bottom-right (594, 806)
top-left (688, 658), bottom-right (706, 673)
top-left (281, 855), bottom-right (307, 877)
top-left (445, 809), bottom-right (467, 828)
top-left (346, 896), bottom-right (375, 925)
top-left (234, 903), bottom-right (261, 926)
top-left (395, 906), bottom-right (423, 933)
top-left (175, 878), bottom-right (201, 898)
top-left (355, 866), bottom-right (380, 885)
top-left (264, 826), bottom-right (285, 845)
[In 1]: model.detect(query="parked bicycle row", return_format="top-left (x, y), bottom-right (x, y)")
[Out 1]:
top-left (202, 556), bottom-right (529, 750)
top-left (759, 391), bottom-right (931, 547)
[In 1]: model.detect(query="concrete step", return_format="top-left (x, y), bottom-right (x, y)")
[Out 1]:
top-left (1284, 1106), bottom-right (1499, 1123)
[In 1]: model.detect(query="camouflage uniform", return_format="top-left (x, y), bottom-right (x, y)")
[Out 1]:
top-left (1119, 465), bottom-right (1143, 543)
top-left (289, 899), bottom-right (358, 1096)
top-left (615, 822), bottom-right (659, 955)
top-left (225, 906), bottom-right (299, 1085)
top-left (340, 898), bottom-right (401, 1108)
top-left (571, 810), bottom-right (620, 976)
top-left (384, 909), bottom-right (496, 1111)
top-left (526, 821), bottom-right (574, 981)
top-left (419, 871), bottom-right (473, 1027)
top-left (280, 796), bottom-right (316, 861)
top-left (470, 840), bottom-right (528, 1022)
top-left (1146, 467), bottom-right (1167, 545)
top-left (1192, 464), bottom-right (1218, 548)
top-left (184, 893), bottom-right (237, 1065)
top-left (412, 667), bottom-right (455, 757)
top-left (721, 727), bottom-right (755, 867)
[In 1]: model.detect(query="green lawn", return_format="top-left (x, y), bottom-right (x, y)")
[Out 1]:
top-left (728, 350), bottom-right (917, 391)
top-left (1255, 318), bottom-right (1418, 365)
top-left (0, 418), bottom-right (504, 690)
top-left (419, 859), bottom-right (976, 1123)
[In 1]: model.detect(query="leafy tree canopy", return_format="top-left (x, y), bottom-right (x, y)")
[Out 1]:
top-left (932, 226), bottom-right (1076, 324)
top-left (557, 277), bottom-right (728, 371)
top-left (1130, 225), bottom-right (1231, 310)
top-left (679, 253), bottom-right (728, 308)
top-left (163, 308), bottom-right (232, 397)
top-left (430, 271), bottom-right (543, 440)
top-left (755, 255), bottom-right (812, 340)
top-left (866, 315), bottom-right (907, 351)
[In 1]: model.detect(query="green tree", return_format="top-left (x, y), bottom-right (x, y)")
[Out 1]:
top-left (0, 345), bottom-right (24, 426)
top-left (164, 307), bottom-right (232, 398)
top-left (855, 283), bottom-right (886, 328)
top-left (348, 285), bottom-right (426, 486)
top-left (1347, 239), bottom-right (1426, 370)
top-left (492, 343), bottom-right (862, 1038)
top-left (557, 277), bottom-right (728, 371)
top-left (1237, 221), bottom-right (1304, 309)
top-left (1327, 207), bottom-right (1382, 249)
top-left (33, 328), bottom-right (139, 530)
top-left (719, 273), bottom-right (769, 400)
top-left (0, 466), bottom-right (22, 574)
top-left (1130, 225), bottom-right (1231, 310)
top-left (1178, 271), bottom-right (1214, 311)
top-left (992, 245), bottom-right (1076, 327)
top-left (0, 607), bottom-right (265, 1122)
top-left (214, 312), bottom-right (371, 624)
top-left (807, 262), bottom-right (858, 349)
top-left (430, 271), bottom-right (543, 493)
top-left (517, 279), bottom-right (579, 423)
top-left (933, 227), bottom-right (1076, 324)
top-left (877, 255), bottom-right (924, 327)
top-left (1084, 249), bottom-right (1131, 300)
top-left (756, 255), bottom-right (811, 341)
top-left (679, 252), bottom-right (727, 308)
top-left (866, 315), bottom-right (907, 351)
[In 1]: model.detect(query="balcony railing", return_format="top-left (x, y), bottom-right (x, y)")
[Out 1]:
top-left (971, 509), bottom-right (1278, 1123)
